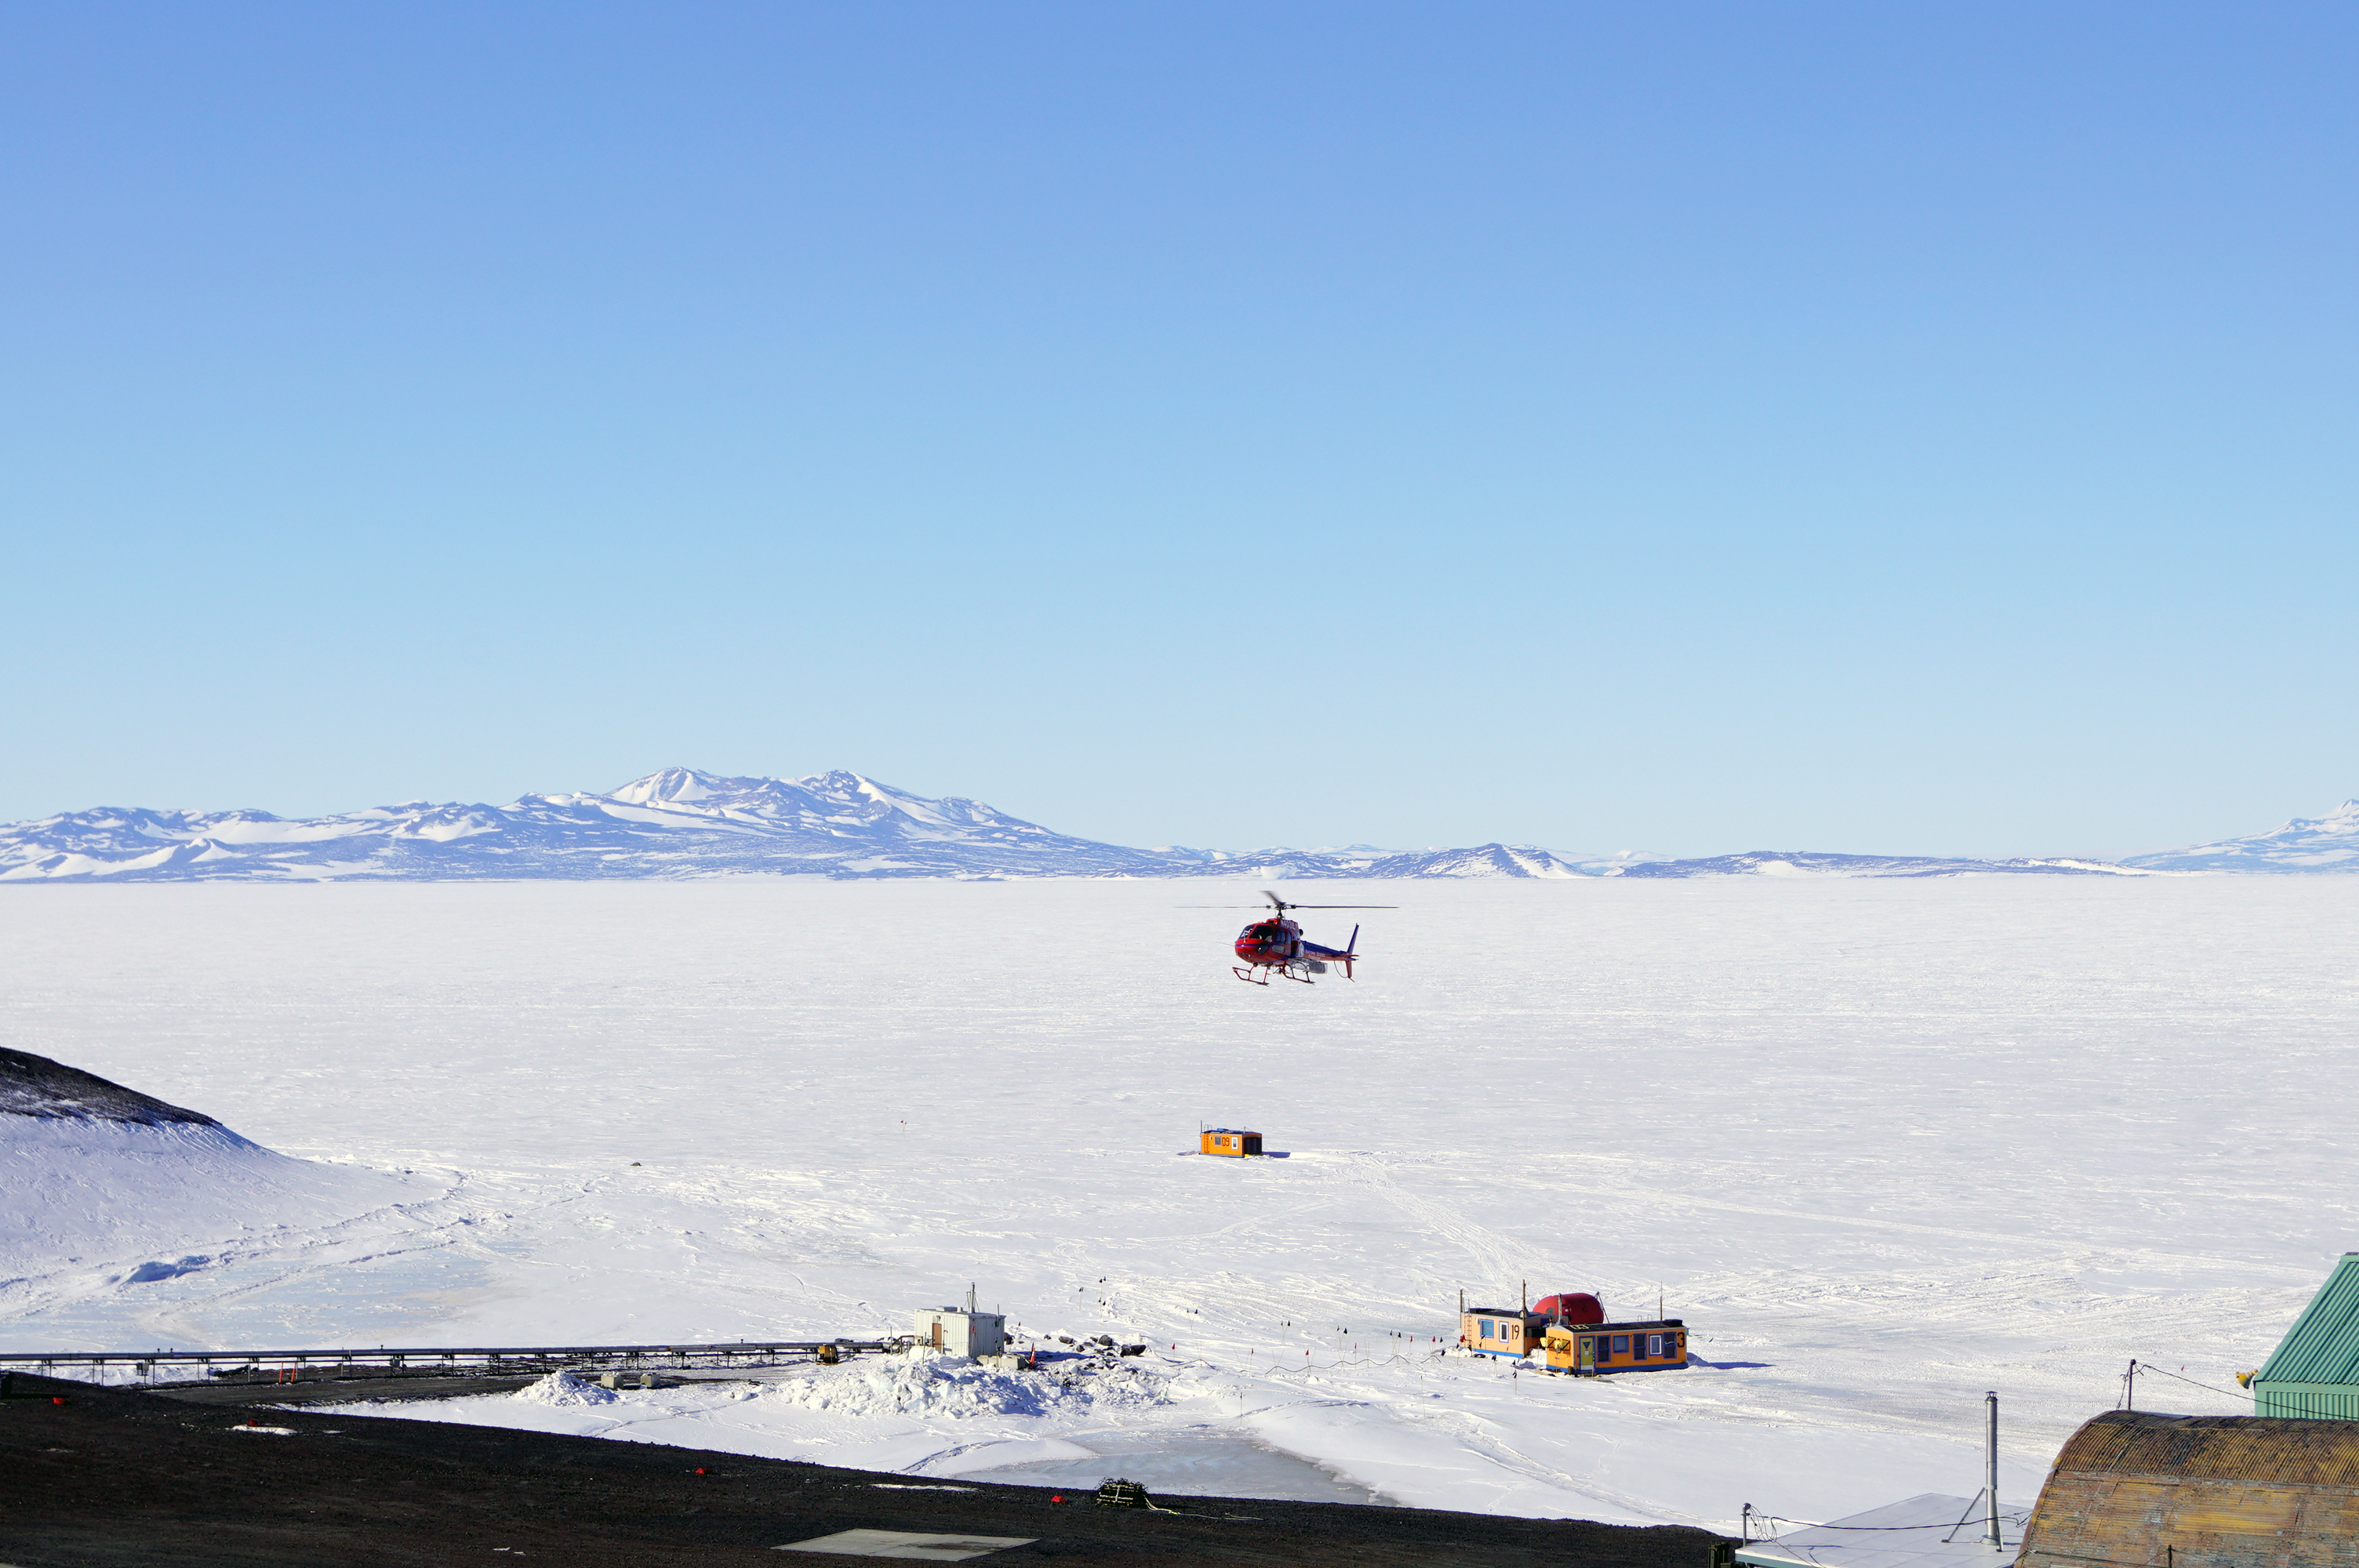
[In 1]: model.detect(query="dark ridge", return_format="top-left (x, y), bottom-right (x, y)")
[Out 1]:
top-left (0, 1371), bottom-right (1728, 1566)
top-left (0, 1047), bottom-right (218, 1126)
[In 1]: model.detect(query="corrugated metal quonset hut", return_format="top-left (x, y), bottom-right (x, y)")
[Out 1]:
top-left (2015, 1409), bottom-right (2359, 1565)
top-left (2255, 1250), bottom-right (2359, 1421)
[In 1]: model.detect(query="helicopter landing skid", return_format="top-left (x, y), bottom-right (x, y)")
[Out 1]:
top-left (1234, 964), bottom-right (1316, 985)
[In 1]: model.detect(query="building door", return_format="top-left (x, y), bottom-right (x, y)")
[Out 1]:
top-left (1578, 1337), bottom-right (1594, 1371)
top-left (929, 1322), bottom-right (943, 1348)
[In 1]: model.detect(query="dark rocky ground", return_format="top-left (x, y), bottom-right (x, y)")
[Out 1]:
top-left (0, 1372), bottom-right (1728, 1566)
top-left (0, 1048), bottom-right (218, 1125)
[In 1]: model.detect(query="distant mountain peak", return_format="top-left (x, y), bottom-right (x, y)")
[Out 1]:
top-left (2122, 795), bottom-right (2359, 873)
top-left (607, 766), bottom-right (738, 805)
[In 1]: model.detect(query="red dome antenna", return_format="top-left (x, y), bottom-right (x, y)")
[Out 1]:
top-left (1532, 1292), bottom-right (1604, 1326)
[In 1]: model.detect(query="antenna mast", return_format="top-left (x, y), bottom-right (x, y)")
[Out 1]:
top-left (1985, 1392), bottom-right (2001, 1548)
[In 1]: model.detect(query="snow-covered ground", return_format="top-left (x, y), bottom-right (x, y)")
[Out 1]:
top-left (3, 876), bottom-right (2354, 1534)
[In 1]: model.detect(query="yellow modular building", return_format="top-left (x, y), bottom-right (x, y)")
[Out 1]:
top-left (1543, 1319), bottom-right (1687, 1374)
top-left (1461, 1306), bottom-right (1539, 1359)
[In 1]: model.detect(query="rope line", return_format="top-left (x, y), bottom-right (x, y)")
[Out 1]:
top-left (2128, 1362), bottom-right (2248, 1402)
top-left (1748, 1512), bottom-right (2029, 1534)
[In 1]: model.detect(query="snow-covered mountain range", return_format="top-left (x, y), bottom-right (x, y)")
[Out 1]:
top-left (2120, 799), bottom-right (2359, 873)
top-left (1607, 850), bottom-right (2136, 879)
top-left (0, 768), bottom-right (2348, 882)
top-left (0, 768), bottom-right (1594, 883)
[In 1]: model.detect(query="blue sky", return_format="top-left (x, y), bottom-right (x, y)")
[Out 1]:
top-left (6, 2), bottom-right (2353, 857)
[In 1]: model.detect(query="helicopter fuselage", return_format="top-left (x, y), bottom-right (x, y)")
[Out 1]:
top-left (1234, 917), bottom-right (1357, 978)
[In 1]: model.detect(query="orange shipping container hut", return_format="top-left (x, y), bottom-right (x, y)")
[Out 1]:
top-left (1542, 1319), bottom-right (1687, 1374)
top-left (1200, 1128), bottom-right (1263, 1156)
top-left (1463, 1292), bottom-right (1600, 1359)
top-left (1462, 1305), bottom-right (1545, 1358)
top-left (1460, 1290), bottom-right (1688, 1374)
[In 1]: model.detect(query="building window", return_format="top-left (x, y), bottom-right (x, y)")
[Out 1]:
top-left (1478, 1319), bottom-right (1493, 1339)
top-left (1645, 1334), bottom-right (1662, 1357)
top-left (1612, 1335), bottom-right (1629, 1356)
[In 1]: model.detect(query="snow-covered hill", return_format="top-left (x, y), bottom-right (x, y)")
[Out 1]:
top-left (2121, 800), bottom-right (2359, 873)
top-left (0, 768), bottom-right (1590, 883)
top-left (0, 1050), bottom-right (423, 1316)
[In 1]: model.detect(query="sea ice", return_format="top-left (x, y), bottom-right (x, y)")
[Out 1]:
top-left (3, 874), bottom-right (2353, 1530)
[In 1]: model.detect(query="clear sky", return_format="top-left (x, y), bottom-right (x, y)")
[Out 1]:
top-left (5, 2), bottom-right (2353, 858)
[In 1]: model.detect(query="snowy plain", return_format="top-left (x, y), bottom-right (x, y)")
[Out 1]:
top-left (3, 876), bottom-right (2355, 1534)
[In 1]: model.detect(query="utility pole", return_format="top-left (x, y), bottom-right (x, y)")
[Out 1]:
top-left (1986, 1391), bottom-right (2001, 1548)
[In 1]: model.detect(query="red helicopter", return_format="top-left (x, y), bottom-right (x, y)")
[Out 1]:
top-left (1191, 891), bottom-right (1397, 985)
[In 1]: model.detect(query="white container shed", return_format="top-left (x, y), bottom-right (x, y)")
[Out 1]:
top-left (914, 1305), bottom-right (1006, 1357)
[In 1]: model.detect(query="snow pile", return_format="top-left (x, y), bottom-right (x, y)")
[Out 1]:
top-left (761, 1351), bottom-right (1172, 1421)
top-left (512, 1371), bottom-right (621, 1407)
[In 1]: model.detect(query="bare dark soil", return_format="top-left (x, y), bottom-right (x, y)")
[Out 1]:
top-left (0, 1372), bottom-right (1727, 1566)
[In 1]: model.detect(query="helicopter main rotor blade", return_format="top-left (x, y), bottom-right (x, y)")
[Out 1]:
top-left (1176, 901), bottom-right (1401, 909)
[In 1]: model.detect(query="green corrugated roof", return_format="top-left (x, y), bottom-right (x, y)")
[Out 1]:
top-left (2258, 1254), bottom-right (2359, 1388)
